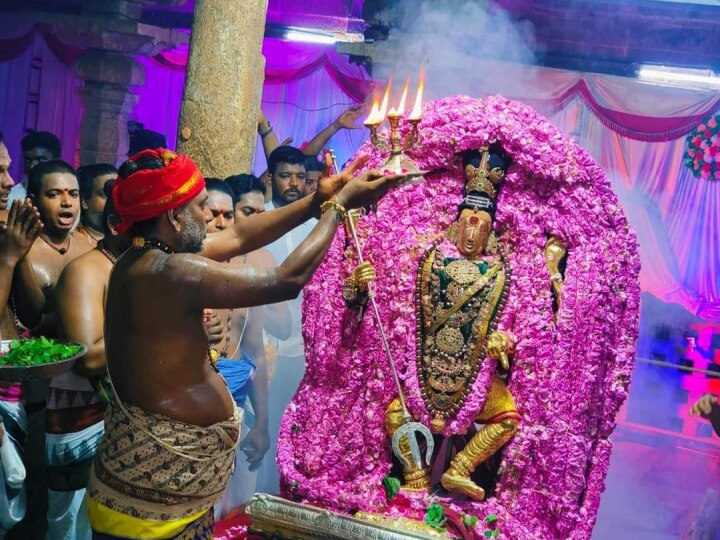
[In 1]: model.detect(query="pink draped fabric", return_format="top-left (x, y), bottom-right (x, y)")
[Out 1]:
top-left (1, 25), bottom-right (720, 319)
top-left (153, 38), bottom-right (374, 102)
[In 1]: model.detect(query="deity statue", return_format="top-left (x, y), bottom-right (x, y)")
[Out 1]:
top-left (351, 146), bottom-right (517, 500)
top-left (269, 95), bottom-right (640, 540)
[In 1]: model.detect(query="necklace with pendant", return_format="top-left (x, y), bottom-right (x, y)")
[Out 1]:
top-left (39, 233), bottom-right (71, 255)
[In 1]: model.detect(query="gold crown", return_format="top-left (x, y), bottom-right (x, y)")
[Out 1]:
top-left (464, 147), bottom-right (506, 197)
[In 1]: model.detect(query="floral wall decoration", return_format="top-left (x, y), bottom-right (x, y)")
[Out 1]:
top-left (685, 114), bottom-right (720, 180)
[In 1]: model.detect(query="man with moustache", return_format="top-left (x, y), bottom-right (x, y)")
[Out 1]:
top-left (75, 164), bottom-right (117, 244)
top-left (85, 148), bottom-right (398, 539)
top-left (259, 146), bottom-right (319, 493)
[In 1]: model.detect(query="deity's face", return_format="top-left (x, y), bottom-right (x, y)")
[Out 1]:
top-left (0, 142), bottom-right (14, 212)
top-left (456, 209), bottom-right (492, 259)
top-left (205, 189), bottom-right (235, 233)
top-left (234, 190), bottom-right (265, 221)
top-left (34, 172), bottom-right (80, 235)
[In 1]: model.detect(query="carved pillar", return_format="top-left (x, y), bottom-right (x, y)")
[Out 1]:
top-left (26, 0), bottom-right (188, 166)
top-left (176, 0), bottom-right (268, 177)
top-left (76, 51), bottom-right (143, 165)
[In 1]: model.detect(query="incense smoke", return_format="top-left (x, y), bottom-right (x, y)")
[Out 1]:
top-left (371, 0), bottom-right (539, 100)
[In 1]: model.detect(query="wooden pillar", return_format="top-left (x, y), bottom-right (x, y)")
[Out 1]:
top-left (176, 0), bottom-right (268, 177)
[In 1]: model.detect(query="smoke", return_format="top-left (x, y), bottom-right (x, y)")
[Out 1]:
top-left (371, 0), bottom-right (539, 100)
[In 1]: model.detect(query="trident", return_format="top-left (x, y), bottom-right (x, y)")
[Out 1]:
top-left (330, 151), bottom-right (434, 472)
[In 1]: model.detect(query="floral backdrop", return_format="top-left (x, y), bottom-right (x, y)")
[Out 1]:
top-left (277, 95), bottom-right (640, 539)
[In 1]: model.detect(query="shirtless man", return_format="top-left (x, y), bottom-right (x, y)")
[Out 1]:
top-left (204, 179), bottom-right (269, 514)
top-left (0, 132), bottom-right (43, 539)
top-left (46, 181), bottom-right (125, 540)
top-left (75, 164), bottom-right (117, 244)
top-left (0, 200), bottom-right (43, 540)
top-left (86, 148), bottom-right (397, 539)
top-left (12, 161), bottom-right (94, 336)
top-left (226, 173), bottom-right (291, 341)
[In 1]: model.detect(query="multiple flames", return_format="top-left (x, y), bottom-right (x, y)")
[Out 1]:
top-left (364, 68), bottom-right (425, 125)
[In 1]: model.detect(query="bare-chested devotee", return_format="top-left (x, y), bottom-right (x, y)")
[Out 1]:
top-left (12, 161), bottom-right (94, 336)
top-left (203, 178), bottom-right (271, 515)
top-left (226, 173), bottom-right (291, 342)
top-left (75, 164), bottom-right (118, 244)
top-left (85, 148), bottom-right (399, 539)
top-left (0, 131), bottom-right (43, 538)
top-left (45, 181), bottom-right (126, 540)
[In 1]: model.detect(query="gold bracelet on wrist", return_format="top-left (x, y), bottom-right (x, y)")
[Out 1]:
top-left (320, 197), bottom-right (347, 222)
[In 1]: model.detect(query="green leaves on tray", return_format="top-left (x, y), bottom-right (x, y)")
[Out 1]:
top-left (0, 337), bottom-right (82, 367)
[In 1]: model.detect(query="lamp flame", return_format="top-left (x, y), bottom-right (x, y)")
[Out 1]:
top-left (378, 79), bottom-right (392, 120)
top-left (364, 99), bottom-right (382, 125)
top-left (397, 79), bottom-right (409, 115)
top-left (409, 69), bottom-right (424, 120)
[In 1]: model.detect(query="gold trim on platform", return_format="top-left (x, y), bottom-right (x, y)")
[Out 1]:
top-left (246, 494), bottom-right (445, 539)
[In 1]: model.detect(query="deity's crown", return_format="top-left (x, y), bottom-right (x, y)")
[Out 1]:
top-left (461, 145), bottom-right (511, 218)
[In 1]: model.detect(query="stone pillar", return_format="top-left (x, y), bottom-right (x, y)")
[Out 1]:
top-left (176, 0), bottom-right (268, 177)
top-left (76, 51), bottom-right (143, 165)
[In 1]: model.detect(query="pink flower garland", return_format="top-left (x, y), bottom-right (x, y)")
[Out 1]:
top-left (276, 95), bottom-right (640, 539)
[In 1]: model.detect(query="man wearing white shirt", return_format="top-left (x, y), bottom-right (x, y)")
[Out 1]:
top-left (259, 146), bottom-right (318, 493)
top-left (8, 132), bottom-right (61, 206)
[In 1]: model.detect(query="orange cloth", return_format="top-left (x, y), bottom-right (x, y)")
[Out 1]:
top-left (112, 148), bottom-right (205, 234)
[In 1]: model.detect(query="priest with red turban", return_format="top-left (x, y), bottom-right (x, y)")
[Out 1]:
top-left (85, 148), bottom-right (401, 539)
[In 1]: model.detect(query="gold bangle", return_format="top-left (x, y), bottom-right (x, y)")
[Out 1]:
top-left (320, 197), bottom-right (347, 222)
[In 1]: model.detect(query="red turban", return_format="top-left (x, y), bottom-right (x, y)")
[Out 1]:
top-left (112, 148), bottom-right (205, 234)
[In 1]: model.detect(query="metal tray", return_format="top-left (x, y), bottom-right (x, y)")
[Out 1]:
top-left (0, 340), bottom-right (87, 382)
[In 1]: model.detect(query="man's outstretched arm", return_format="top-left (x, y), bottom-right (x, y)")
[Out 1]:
top-left (178, 169), bottom-right (401, 310)
top-left (200, 157), bottom-right (370, 262)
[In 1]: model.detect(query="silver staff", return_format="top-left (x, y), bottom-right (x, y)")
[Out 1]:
top-left (330, 150), bottom-right (433, 471)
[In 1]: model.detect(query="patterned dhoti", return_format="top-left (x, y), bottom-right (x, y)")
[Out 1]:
top-left (86, 399), bottom-right (241, 539)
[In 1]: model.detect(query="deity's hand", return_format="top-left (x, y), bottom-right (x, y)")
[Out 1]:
top-left (690, 394), bottom-right (718, 419)
top-left (352, 261), bottom-right (376, 290)
top-left (240, 425), bottom-right (270, 471)
top-left (0, 199), bottom-right (43, 264)
top-left (203, 309), bottom-right (224, 346)
top-left (487, 331), bottom-right (514, 371)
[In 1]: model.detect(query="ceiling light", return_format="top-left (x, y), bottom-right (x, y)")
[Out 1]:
top-left (285, 30), bottom-right (337, 45)
top-left (637, 65), bottom-right (720, 89)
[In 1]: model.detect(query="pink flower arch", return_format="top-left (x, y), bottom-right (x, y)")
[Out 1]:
top-left (277, 95), bottom-right (640, 539)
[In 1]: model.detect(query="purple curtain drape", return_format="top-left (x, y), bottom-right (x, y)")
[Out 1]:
top-left (1, 26), bottom-right (720, 319)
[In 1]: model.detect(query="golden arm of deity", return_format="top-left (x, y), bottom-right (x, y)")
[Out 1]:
top-left (342, 261), bottom-right (376, 308)
top-left (543, 236), bottom-right (567, 312)
top-left (486, 330), bottom-right (516, 371)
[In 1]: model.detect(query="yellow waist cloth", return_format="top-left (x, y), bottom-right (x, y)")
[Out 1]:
top-left (85, 496), bottom-right (207, 539)
top-left (87, 399), bottom-right (241, 523)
